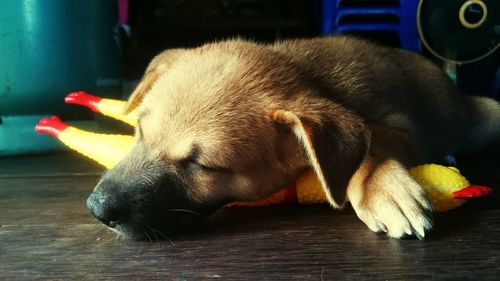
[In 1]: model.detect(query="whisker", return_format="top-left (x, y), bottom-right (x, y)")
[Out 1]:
top-left (149, 226), bottom-right (175, 246)
top-left (147, 226), bottom-right (162, 247)
top-left (114, 233), bottom-right (120, 247)
top-left (164, 208), bottom-right (207, 219)
top-left (98, 233), bottom-right (120, 247)
top-left (157, 222), bottom-right (187, 241)
top-left (143, 231), bottom-right (153, 243)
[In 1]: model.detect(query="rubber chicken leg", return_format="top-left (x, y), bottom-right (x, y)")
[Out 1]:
top-left (35, 116), bottom-right (134, 169)
top-left (65, 91), bottom-right (138, 126)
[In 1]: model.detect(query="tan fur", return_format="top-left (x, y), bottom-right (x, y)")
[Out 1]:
top-left (95, 36), bottom-right (500, 239)
top-left (273, 110), bottom-right (339, 206)
top-left (346, 125), bottom-right (432, 238)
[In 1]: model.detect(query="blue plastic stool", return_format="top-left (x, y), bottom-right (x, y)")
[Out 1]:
top-left (321, 0), bottom-right (420, 52)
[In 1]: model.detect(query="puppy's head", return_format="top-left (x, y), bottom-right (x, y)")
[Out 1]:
top-left (87, 40), bottom-right (369, 239)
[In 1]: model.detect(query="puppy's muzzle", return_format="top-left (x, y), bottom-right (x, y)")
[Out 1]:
top-left (87, 185), bottom-right (129, 228)
top-left (86, 149), bottom-right (218, 239)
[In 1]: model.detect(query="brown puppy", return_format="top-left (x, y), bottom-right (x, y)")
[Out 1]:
top-left (87, 36), bottom-right (500, 239)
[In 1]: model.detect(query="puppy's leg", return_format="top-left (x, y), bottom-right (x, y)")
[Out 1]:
top-left (347, 126), bottom-right (433, 239)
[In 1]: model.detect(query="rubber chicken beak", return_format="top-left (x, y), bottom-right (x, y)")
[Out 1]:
top-left (452, 185), bottom-right (493, 199)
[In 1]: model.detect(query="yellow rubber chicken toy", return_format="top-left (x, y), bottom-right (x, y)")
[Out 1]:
top-left (410, 164), bottom-right (492, 212)
top-left (35, 92), bottom-right (492, 211)
top-left (65, 91), bottom-right (137, 126)
top-left (230, 165), bottom-right (492, 212)
top-left (35, 116), bottom-right (134, 169)
top-left (35, 92), bottom-right (136, 169)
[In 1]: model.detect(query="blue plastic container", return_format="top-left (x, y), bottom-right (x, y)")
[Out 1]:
top-left (321, 0), bottom-right (420, 52)
top-left (0, 0), bottom-right (122, 155)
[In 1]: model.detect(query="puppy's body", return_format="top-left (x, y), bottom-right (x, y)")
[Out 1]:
top-left (87, 36), bottom-right (500, 239)
top-left (272, 38), bottom-right (468, 157)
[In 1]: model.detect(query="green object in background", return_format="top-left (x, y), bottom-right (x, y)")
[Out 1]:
top-left (0, 116), bottom-right (99, 155)
top-left (0, 0), bottom-right (122, 156)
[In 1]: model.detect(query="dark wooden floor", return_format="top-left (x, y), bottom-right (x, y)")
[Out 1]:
top-left (1, 153), bottom-right (499, 280)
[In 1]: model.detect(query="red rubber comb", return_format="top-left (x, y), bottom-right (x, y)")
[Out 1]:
top-left (452, 185), bottom-right (493, 199)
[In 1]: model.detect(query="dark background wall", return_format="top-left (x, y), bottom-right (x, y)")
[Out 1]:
top-left (122, 0), bottom-right (321, 79)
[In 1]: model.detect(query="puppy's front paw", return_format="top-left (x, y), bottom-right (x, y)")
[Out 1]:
top-left (350, 161), bottom-right (433, 239)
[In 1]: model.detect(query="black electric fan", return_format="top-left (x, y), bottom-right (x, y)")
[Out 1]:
top-left (417, 0), bottom-right (499, 64)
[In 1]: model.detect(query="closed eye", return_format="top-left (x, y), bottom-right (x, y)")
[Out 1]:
top-left (136, 110), bottom-right (150, 141)
top-left (183, 159), bottom-right (232, 174)
top-left (136, 120), bottom-right (144, 141)
top-left (178, 144), bottom-right (233, 174)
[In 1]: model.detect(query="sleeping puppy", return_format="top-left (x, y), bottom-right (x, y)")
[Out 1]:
top-left (86, 36), bottom-right (500, 240)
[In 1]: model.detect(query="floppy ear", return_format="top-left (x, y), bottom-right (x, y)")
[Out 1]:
top-left (124, 69), bottom-right (162, 113)
top-left (125, 48), bottom-right (185, 113)
top-left (272, 105), bottom-right (370, 208)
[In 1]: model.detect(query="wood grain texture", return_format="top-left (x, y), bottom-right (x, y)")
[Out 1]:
top-left (0, 154), bottom-right (499, 280)
top-left (0, 152), bottom-right (104, 177)
top-left (1, 209), bottom-right (499, 280)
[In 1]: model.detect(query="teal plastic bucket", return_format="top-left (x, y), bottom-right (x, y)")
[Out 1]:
top-left (0, 0), bottom-right (122, 155)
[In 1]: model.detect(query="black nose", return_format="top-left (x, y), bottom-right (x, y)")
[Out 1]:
top-left (86, 191), bottom-right (127, 228)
